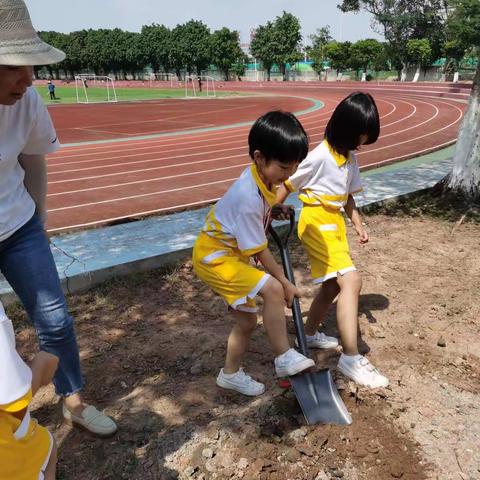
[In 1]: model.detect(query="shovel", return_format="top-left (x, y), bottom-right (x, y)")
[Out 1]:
top-left (268, 211), bottom-right (352, 425)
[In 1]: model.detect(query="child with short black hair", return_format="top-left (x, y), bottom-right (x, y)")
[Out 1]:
top-left (193, 111), bottom-right (336, 396)
top-left (276, 92), bottom-right (389, 388)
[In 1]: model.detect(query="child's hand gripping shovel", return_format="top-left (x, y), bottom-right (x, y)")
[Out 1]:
top-left (268, 209), bottom-right (352, 425)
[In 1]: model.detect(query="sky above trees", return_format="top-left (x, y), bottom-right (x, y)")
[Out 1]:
top-left (24, 0), bottom-right (382, 45)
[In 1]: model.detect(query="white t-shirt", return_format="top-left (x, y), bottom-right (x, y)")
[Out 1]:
top-left (202, 165), bottom-right (277, 256)
top-left (0, 87), bottom-right (60, 241)
top-left (285, 140), bottom-right (362, 209)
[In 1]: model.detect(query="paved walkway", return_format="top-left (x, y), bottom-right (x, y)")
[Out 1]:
top-left (0, 146), bottom-right (455, 303)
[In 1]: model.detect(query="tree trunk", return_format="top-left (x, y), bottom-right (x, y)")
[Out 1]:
top-left (447, 62), bottom-right (480, 200)
top-left (400, 62), bottom-right (407, 82)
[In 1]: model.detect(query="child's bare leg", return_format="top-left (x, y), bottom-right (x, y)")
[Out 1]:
top-left (304, 278), bottom-right (340, 335)
top-left (259, 277), bottom-right (290, 356)
top-left (336, 271), bottom-right (362, 355)
top-left (44, 438), bottom-right (57, 480)
top-left (224, 310), bottom-right (257, 374)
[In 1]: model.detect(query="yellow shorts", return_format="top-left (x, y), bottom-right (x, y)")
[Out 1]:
top-left (0, 412), bottom-right (53, 480)
top-left (298, 204), bottom-right (356, 284)
top-left (192, 232), bottom-right (270, 312)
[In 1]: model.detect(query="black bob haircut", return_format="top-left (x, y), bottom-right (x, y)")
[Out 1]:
top-left (325, 92), bottom-right (380, 152)
top-left (248, 110), bottom-right (309, 164)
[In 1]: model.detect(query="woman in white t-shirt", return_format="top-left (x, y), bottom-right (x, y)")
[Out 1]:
top-left (0, 0), bottom-right (117, 437)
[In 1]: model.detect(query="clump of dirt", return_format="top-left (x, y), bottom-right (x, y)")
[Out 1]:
top-left (9, 191), bottom-right (480, 479)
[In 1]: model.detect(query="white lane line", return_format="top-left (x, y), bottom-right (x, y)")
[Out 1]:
top-left (49, 105), bottom-right (335, 163)
top-left (48, 95), bottom-right (454, 188)
top-left (69, 103), bottom-right (260, 130)
top-left (48, 162), bottom-right (250, 196)
top-left (47, 95), bottom-right (392, 162)
top-left (48, 177), bottom-right (238, 212)
top-left (47, 196), bottom-right (225, 233)
top-left (48, 96), bottom-right (414, 172)
top-left (49, 154), bottom-right (246, 185)
top-left (362, 139), bottom-right (457, 168)
top-left (356, 97), bottom-right (463, 155)
top-left (49, 145), bottom-right (248, 175)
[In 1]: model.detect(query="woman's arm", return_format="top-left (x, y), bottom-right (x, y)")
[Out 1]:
top-left (18, 154), bottom-right (48, 223)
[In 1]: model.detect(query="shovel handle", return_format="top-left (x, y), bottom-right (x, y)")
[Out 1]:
top-left (268, 210), bottom-right (310, 357)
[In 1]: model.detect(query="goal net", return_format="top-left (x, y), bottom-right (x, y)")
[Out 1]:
top-left (74, 74), bottom-right (118, 104)
top-left (149, 72), bottom-right (179, 87)
top-left (184, 75), bottom-right (216, 98)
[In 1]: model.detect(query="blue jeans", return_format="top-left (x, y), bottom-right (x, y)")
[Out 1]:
top-left (0, 214), bottom-right (84, 396)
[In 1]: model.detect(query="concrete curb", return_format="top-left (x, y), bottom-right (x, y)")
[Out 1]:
top-left (0, 147), bottom-right (454, 306)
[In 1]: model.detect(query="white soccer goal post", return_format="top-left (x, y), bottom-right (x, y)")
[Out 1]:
top-left (74, 74), bottom-right (118, 104)
top-left (184, 75), bottom-right (216, 98)
top-left (149, 72), bottom-right (178, 88)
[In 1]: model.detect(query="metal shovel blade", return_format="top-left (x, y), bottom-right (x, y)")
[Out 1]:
top-left (290, 368), bottom-right (352, 425)
top-left (268, 212), bottom-right (352, 426)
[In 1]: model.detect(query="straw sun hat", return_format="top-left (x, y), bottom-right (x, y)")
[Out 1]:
top-left (0, 0), bottom-right (65, 66)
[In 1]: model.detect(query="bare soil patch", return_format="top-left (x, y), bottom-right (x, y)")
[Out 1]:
top-left (9, 192), bottom-right (480, 479)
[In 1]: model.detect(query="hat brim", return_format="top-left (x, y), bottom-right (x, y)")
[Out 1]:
top-left (0, 42), bottom-right (65, 66)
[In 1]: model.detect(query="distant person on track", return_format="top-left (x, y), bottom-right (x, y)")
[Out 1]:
top-left (47, 80), bottom-right (57, 100)
top-left (276, 92), bottom-right (389, 389)
top-left (192, 110), bottom-right (332, 397)
top-left (0, 0), bottom-right (117, 438)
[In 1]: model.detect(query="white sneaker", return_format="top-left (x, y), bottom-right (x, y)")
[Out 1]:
top-left (337, 354), bottom-right (389, 388)
top-left (274, 348), bottom-right (315, 377)
top-left (216, 368), bottom-right (265, 396)
top-left (295, 331), bottom-right (339, 349)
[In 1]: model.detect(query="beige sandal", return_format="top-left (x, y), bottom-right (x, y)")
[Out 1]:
top-left (63, 404), bottom-right (117, 437)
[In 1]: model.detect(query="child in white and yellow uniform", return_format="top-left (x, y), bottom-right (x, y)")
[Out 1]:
top-left (193, 111), bottom-right (335, 396)
top-left (277, 92), bottom-right (389, 389)
top-left (0, 301), bottom-right (59, 480)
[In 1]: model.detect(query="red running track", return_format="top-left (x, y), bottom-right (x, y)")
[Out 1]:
top-left (45, 82), bottom-right (470, 233)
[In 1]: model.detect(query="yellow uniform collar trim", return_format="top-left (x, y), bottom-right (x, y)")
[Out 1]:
top-left (0, 388), bottom-right (32, 413)
top-left (324, 140), bottom-right (351, 167)
top-left (251, 165), bottom-right (277, 207)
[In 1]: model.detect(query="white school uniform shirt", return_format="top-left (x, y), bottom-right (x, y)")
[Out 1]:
top-left (284, 140), bottom-right (363, 209)
top-left (0, 301), bottom-right (32, 407)
top-left (202, 164), bottom-right (277, 257)
top-left (0, 87), bottom-right (60, 241)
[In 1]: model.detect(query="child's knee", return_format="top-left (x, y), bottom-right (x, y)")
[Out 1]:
top-left (340, 270), bottom-right (362, 292)
top-left (235, 312), bottom-right (257, 333)
top-left (350, 271), bottom-right (362, 291)
top-left (259, 277), bottom-right (284, 301)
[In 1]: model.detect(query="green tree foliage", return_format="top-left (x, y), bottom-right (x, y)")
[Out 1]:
top-left (447, 0), bottom-right (480, 49)
top-left (140, 24), bottom-right (172, 73)
top-left (349, 38), bottom-right (384, 74)
top-left (209, 28), bottom-right (245, 80)
top-left (406, 38), bottom-right (432, 75)
top-left (444, 40), bottom-right (466, 68)
top-left (325, 41), bottom-right (352, 76)
top-left (338, 0), bottom-right (446, 74)
top-left (170, 20), bottom-right (211, 76)
top-left (308, 26), bottom-right (332, 78)
top-left (271, 11), bottom-right (303, 80)
top-left (250, 22), bottom-right (276, 81)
